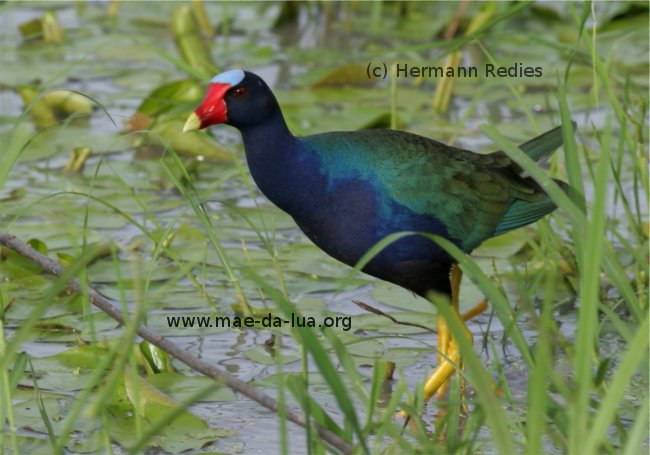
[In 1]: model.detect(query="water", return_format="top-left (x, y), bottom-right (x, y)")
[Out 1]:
top-left (1, 2), bottom-right (646, 453)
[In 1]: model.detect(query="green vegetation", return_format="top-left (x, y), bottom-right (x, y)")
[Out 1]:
top-left (0, 1), bottom-right (647, 454)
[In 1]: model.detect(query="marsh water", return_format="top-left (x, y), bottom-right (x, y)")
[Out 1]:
top-left (1, 2), bottom-right (647, 453)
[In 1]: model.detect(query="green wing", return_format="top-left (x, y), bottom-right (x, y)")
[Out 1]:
top-left (307, 125), bottom-right (568, 252)
top-left (365, 126), bottom-right (567, 251)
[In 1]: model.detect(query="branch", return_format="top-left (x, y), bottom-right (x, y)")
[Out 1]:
top-left (353, 300), bottom-right (436, 333)
top-left (0, 233), bottom-right (353, 454)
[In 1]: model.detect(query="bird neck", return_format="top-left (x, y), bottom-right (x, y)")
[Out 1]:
top-left (239, 110), bottom-right (294, 158)
top-left (238, 112), bottom-right (301, 208)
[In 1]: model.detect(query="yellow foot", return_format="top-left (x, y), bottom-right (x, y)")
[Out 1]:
top-left (462, 299), bottom-right (488, 321)
top-left (423, 311), bottom-right (469, 402)
top-left (394, 299), bottom-right (487, 422)
top-left (395, 265), bottom-right (492, 425)
top-left (423, 265), bottom-right (489, 401)
top-left (432, 300), bottom-right (487, 401)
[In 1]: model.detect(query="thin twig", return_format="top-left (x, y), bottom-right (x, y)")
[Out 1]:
top-left (0, 233), bottom-right (353, 454)
top-left (353, 300), bottom-right (436, 333)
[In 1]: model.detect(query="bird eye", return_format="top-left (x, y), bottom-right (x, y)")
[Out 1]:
top-left (232, 87), bottom-right (248, 99)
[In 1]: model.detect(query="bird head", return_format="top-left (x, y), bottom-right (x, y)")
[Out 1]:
top-left (183, 69), bottom-right (278, 132)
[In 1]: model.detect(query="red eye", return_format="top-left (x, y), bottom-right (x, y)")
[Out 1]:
top-left (232, 87), bottom-right (248, 99)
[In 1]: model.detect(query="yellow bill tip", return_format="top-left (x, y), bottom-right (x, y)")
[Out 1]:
top-left (183, 112), bottom-right (201, 133)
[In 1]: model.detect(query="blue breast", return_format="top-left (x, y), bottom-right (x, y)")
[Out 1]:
top-left (258, 138), bottom-right (455, 294)
top-left (240, 123), bottom-right (457, 295)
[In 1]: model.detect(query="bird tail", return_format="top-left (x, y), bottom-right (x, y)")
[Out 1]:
top-left (491, 122), bottom-right (574, 237)
top-left (519, 121), bottom-right (576, 162)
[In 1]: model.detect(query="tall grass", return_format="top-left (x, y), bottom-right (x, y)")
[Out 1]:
top-left (241, 3), bottom-right (647, 453)
top-left (1, 1), bottom-right (647, 454)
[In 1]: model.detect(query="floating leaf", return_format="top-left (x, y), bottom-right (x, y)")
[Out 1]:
top-left (43, 90), bottom-right (93, 117)
top-left (244, 344), bottom-right (301, 365)
top-left (351, 311), bottom-right (437, 335)
top-left (117, 370), bottom-right (235, 452)
top-left (18, 86), bottom-right (57, 129)
top-left (18, 11), bottom-right (64, 43)
top-left (371, 281), bottom-right (433, 312)
top-left (42, 11), bottom-right (65, 43)
top-left (33, 322), bottom-right (79, 333)
top-left (474, 229), bottom-right (530, 258)
top-left (127, 79), bottom-right (203, 131)
top-left (146, 372), bottom-right (236, 402)
top-left (140, 340), bottom-right (175, 374)
top-left (151, 120), bottom-right (232, 161)
top-left (27, 238), bottom-right (48, 255)
top-left (18, 18), bottom-right (44, 41)
top-left (18, 88), bottom-right (93, 130)
top-left (308, 63), bottom-right (375, 88)
top-left (63, 147), bottom-right (92, 173)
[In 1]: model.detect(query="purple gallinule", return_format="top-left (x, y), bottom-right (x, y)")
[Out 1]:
top-left (184, 69), bottom-right (569, 405)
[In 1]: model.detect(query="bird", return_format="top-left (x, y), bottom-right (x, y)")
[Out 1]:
top-left (183, 68), bottom-right (570, 406)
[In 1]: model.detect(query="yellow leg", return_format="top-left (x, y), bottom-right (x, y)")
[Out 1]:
top-left (462, 299), bottom-right (488, 322)
top-left (433, 313), bottom-right (451, 400)
top-left (423, 265), bottom-right (484, 402)
top-left (423, 309), bottom-right (470, 401)
top-left (396, 265), bottom-right (489, 423)
top-left (432, 299), bottom-right (487, 401)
